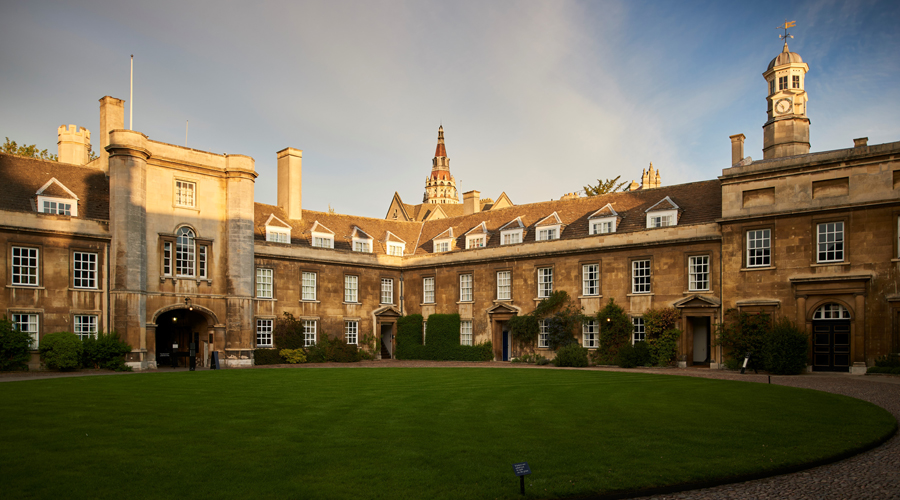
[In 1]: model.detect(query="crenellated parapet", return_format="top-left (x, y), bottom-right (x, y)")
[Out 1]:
top-left (57, 124), bottom-right (92, 165)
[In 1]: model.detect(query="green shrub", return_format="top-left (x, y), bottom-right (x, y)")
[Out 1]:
top-left (763, 317), bottom-right (808, 375)
top-left (273, 313), bottom-right (306, 349)
top-left (306, 335), bottom-right (359, 363)
top-left (893, 367), bottom-right (900, 375)
top-left (874, 354), bottom-right (900, 368)
top-left (82, 332), bottom-right (132, 371)
top-left (717, 309), bottom-right (771, 371)
top-left (535, 356), bottom-right (551, 366)
top-left (0, 315), bottom-right (33, 371)
top-left (40, 332), bottom-right (83, 371)
top-left (593, 299), bottom-right (631, 365)
top-left (279, 348), bottom-right (307, 364)
top-left (648, 328), bottom-right (681, 367)
top-left (553, 343), bottom-right (588, 367)
top-left (616, 343), bottom-right (638, 368)
top-left (254, 349), bottom-right (284, 365)
top-left (724, 358), bottom-right (743, 371)
top-left (633, 341), bottom-right (651, 366)
top-left (396, 314), bottom-right (492, 361)
top-left (508, 314), bottom-right (539, 345)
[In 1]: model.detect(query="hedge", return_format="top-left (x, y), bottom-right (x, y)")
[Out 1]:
top-left (396, 313), bottom-right (492, 361)
top-left (254, 349), bottom-right (284, 365)
top-left (40, 332), bottom-right (83, 371)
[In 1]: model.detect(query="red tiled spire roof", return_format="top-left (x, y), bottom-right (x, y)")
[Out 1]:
top-left (434, 125), bottom-right (447, 158)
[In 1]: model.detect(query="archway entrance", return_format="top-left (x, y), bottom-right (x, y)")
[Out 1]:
top-left (156, 308), bottom-right (210, 368)
top-left (812, 303), bottom-right (851, 372)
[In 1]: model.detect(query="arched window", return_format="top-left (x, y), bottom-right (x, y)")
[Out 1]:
top-left (176, 227), bottom-right (196, 277)
top-left (813, 303), bottom-right (850, 320)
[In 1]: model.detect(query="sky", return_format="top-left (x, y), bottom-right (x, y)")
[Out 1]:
top-left (2, 0), bottom-right (899, 218)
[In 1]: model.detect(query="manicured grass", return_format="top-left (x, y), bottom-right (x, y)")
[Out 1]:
top-left (0, 369), bottom-right (894, 499)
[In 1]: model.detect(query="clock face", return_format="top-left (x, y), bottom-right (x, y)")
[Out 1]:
top-left (775, 98), bottom-right (792, 115)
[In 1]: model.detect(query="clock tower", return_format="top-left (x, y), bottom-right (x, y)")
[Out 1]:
top-left (762, 40), bottom-right (810, 159)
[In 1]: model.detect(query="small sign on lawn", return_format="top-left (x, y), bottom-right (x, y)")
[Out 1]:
top-left (512, 462), bottom-right (531, 495)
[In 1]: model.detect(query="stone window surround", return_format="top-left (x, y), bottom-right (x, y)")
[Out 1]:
top-left (744, 223), bottom-right (775, 270)
top-left (495, 269), bottom-right (512, 301)
top-left (458, 271), bottom-right (474, 303)
top-left (158, 229), bottom-right (213, 283)
top-left (422, 276), bottom-right (435, 304)
top-left (300, 269), bottom-right (318, 302)
top-left (630, 256), bottom-right (652, 294)
top-left (71, 248), bottom-right (100, 290)
top-left (812, 215), bottom-right (849, 265)
top-left (686, 253), bottom-right (711, 292)
top-left (9, 243), bottom-right (41, 287)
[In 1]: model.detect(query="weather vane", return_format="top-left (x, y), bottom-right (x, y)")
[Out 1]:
top-left (777, 20), bottom-right (796, 41)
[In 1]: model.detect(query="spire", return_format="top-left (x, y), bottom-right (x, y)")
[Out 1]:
top-left (434, 125), bottom-right (447, 157)
top-left (782, 41), bottom-right (790, 53)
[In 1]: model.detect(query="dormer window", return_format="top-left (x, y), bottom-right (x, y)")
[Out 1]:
top-left (535, 212), bottom-right (563, 242)
top-left (537, 228), bottom-right (558, 241)
top-left (588, 204), bottom-right (619, 235)
top-left (465, 222), bottom-right (489, 249)
top-left (266, 227), bottom-right (290, 243)
top-left (500, 217), bottom-right (524, 245)
top-left (40, 197), bottom-right (74, 216)
top-left (351, 227), bottom-right (373, 253)
top-left (648, 214), bottom-right (674, 228)
top-left (309, 221), bottom-right (335, 249)
top-left (385, 231), bottom-right (407, 256)
top-left (35, 178), bottom-right (78, 217)
top-left (432, 228), bottom-right (454, 254)
top-left (645, 196), bottom-right (680, 229)
top-left (264, 214), bottom-right (292, 244)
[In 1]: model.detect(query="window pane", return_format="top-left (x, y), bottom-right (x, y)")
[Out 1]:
top-left (633, 318), bottom-right (645, 344)
top-left (176, 227), bottom-right (195, 277)
top-left (381, 279), bottom-right (393, 304)
top-left (11, 247), bottom-right (39, 286)
top-left (817, 222), bottom-right (844, 263)
top-left (175, 180), bottom-right (196, 207)
top-left (689, 256), bottom-right (710, 291)
top-left (73, 252), bottom-right (98, 289)
top-left (497, 271), bottom-right (511, 300)
top-left (12, 313), bottom-right (39, 348)
top-left (74, 315), bottom-right (98, 341)
top-left (632, 260), bottom-right (651, 293)
top-left (345, 321), bottom-right (358, 345)
top-left (538, 268), bottom-right (553, 298)
top-left (582, 264), bottom-right (599, 296)
top-left (302, 272), bottom-right (317, 301)
top-left (538, 319), bottom-right (549, 348)
top-left (583, 320), bottom-right (598, 348)
top-left (344, 275), bottom-right (358, 302)
top-left (303, 320), bottom-right (316, 346)
top-left (747, 229), bottom-right (771, 267)
top-left (459, 274), bottom-right (473, 302)
top-left (256, 268), bottom-right (273, 298)
top-left (423, 277), bottom-right (435, 303)
top-left (460, 320), bottom-right (473, 346)
top-left (256, 319), bottom-right (273, 347)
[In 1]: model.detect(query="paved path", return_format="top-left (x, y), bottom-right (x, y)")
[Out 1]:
top-left (3, 362), bottom-right (898, 498)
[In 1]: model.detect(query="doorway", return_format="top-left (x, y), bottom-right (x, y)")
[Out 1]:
top-left (380, 323), bottom-right (393, 359)
top-left (691, 316), bottom-right (710, 364)
top-left (812, 321), bottom-right (851, 372)
top-left (502, 328), bottom-right (510, 361)
top-left (156, 309), bottom-right (208, 368)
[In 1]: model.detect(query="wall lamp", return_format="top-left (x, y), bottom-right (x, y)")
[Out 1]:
top-left (185, 297), bottom-right (193, 311)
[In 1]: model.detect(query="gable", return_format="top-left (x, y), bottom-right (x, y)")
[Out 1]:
top-left (588, 203), bottom-right (617, 219)
top-left (535, 211), bottom-right (562, 227)
top-left (492, 192), bottom-right (514, 210)
top-left (37, 177), bottom-right (79, 200)
top-left (264, 213), bottom-right (292, 229)
top-left (385, 192), bottom-right (411, 221)
top-left (646, 196), bottom-right (680, 212)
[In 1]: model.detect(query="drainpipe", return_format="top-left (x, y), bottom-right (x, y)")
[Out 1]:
top-left (399, 270), bottom-right (404, 316)
top-left (106, 242), bottom-right (111, 335)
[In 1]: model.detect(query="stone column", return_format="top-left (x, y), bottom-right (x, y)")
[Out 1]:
top-left (224, 155), bottom-right (257, 355)
top-left (851, 293), bottom-right (867, 374)
top-left (107, 129), bottom-right (150, 370)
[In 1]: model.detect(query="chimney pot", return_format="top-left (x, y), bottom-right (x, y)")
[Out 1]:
top-left (463, 190), bottom-right (481, 215)
top-left (853, 137), bottom-right (868, 148)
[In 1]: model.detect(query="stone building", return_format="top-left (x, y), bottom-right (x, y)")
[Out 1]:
top-left (1, 39), bottom-right (897, 372)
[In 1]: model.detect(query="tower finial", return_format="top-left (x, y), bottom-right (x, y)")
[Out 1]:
top-left (777, 20), bottom-right (795, 44)
top-left (435, 124), bottom-right (446, 157)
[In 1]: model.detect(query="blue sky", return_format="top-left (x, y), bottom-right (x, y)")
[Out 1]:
top-left (2, 0), bottom-right (898, 217)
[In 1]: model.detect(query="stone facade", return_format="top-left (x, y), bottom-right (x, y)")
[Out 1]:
top-left (1, 41), bottom-right (897, 372)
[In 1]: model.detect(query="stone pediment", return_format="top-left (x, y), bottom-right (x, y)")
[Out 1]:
top-left (673, 295), bottom-right (721, 308)
top-left (487, 302), bottom-right (519, 315)
top-left (373, 305), bottom-right (402, 317)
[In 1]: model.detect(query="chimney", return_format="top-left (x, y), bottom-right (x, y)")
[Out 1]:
top-left (277, 147), bottom-right (303, 220)
top-left (57, 125), bottom-right (91, 165)
top-left (463, 190), bottom-right (480, 215)
top-left (853, 137), bottom-right (868, 148)
top-left (729, 133), bottom-right (746, 165)
top-left (99, 96), bottom-right (125, 173)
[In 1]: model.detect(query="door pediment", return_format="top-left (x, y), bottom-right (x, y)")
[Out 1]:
top-left (673, 295), bottom-right (721, 309)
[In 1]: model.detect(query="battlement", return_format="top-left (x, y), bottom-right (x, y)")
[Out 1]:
top-left (58, 124), bottom-right (91, 140)
top-left (57, 124), bottom-right (92, 166)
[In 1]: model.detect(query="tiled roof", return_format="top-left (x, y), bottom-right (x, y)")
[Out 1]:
top-left (414, 179), bottom-right (721, 253)
top-left (253, 203), bottom-right (423, 255)
top-left (0, 153), bottom-right (109, 220)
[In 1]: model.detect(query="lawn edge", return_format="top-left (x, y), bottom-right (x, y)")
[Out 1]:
top-left (565, 416), bottom-right (898, 500)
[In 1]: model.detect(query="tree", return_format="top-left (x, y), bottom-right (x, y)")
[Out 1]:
top-left (0, 316), bottom-right (33, 371)
top-left (583, 176), bottom-right (627, 196)
top-left (2, 137), bottom-right (58, 161)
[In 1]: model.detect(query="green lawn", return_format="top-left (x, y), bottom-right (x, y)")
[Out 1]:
top-left (0, 368), bottom-right (894, 499)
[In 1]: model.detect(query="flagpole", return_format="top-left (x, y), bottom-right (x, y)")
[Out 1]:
top-left (130, 55), bottom-right (133, 130)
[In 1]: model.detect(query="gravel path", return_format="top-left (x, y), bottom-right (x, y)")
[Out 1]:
top-left (3, 361), bottom-right (898, 498)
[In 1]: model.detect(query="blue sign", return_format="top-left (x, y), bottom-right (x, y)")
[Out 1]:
top-left (512, 462), bottom-right (531, 476)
